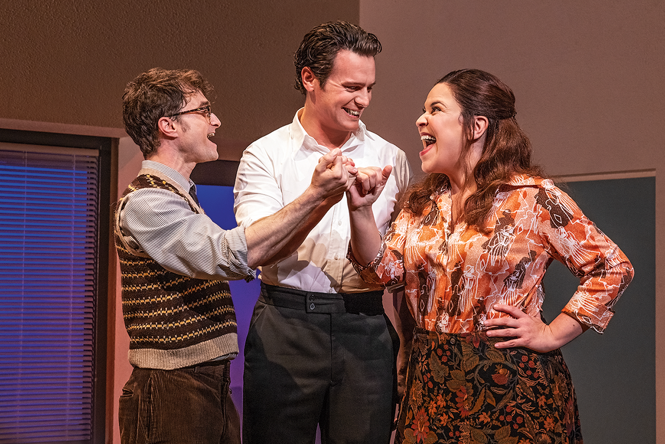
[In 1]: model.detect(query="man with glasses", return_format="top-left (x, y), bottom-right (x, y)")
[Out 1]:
top-left (115, 67), bottom-right (358, 444)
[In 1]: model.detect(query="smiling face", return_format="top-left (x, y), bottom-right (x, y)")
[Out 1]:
top-left (416, 82), bottom-right (469, 178)
top-left (175, 90), bottom-right (222, 164)
top-left (301, 49), bottom-right (376, 147)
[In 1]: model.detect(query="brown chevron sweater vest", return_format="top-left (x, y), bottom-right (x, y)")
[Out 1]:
top-left (114, 171), bottom-right (238, 369)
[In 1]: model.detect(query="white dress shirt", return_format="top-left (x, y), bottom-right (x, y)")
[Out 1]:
top-left (117, 160), bottom-right (255, 282)
top-left (234, 110), bottom-right (412, 293)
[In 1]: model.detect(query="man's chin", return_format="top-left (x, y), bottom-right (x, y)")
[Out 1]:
top-left (342, 121), bottom-right (360, 133)
top-left (206, 145), bottom-right (220, 162)
top-left (196, 153), bottom-right (219, 165)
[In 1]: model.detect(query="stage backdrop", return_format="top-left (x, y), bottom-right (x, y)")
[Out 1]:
top-left (542, 176), bottom-right (654, 443)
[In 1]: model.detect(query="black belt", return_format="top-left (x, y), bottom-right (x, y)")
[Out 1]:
top-left (261, 283), bottom-right (385, 316)
top-left (182, 358), bottom-right (231, 370)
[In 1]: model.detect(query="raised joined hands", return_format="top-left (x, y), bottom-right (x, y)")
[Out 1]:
top-left (347, 165), bottom-right (393, 211)
top-left (310, 148), bottom-right (358, 203)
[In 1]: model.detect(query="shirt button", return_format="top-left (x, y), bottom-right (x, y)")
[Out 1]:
top-left (309, 303), bottom-right (316, 310)
top-left (338, 220), bottom-right (342, 226)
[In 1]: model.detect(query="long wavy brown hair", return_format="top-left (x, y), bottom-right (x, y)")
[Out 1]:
top-left (403, 69), bottom-right (545, 232)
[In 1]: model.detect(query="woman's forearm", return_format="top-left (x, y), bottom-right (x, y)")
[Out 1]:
top-left (349, 206), bottom-right (382, 265)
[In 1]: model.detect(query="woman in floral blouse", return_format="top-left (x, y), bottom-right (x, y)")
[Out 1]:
top-left (347, 69), bottom-right (633, 444)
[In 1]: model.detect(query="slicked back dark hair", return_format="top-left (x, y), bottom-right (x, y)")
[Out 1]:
top-left (122, 68), bottom-right (214, 158)
top-left (294, 20), bottom-right (382, 94)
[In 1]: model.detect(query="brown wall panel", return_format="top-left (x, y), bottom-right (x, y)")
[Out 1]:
top-left (0, 0), bottom-right (360, 160)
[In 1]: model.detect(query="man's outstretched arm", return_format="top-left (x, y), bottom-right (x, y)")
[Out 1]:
top-left (244, 148), bottom-right (355, 268)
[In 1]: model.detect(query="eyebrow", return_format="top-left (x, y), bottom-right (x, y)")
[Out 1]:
top-left (424, 100), bottom-right (445, 111)
top-left (188, 98), bottom-right (210, 108)
top-left (343, 82), bottom-right (376, 88)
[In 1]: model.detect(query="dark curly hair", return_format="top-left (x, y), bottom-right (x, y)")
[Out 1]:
top-left (403, 69), bottom-right (545, 232)
top-left (294, 21), bottom-right (382, 94)
top-left (122, 68), bottom-right (214, 158)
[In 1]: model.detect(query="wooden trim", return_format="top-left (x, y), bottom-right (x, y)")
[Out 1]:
top-left (552, 169), bottom-right (655, 183)
top-left (105, 138), bottom-right (120, 443)
top-left (0, 117), bottom-right (127, 139)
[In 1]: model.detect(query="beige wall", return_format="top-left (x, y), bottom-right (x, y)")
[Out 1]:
top-left (0, 0), bottom-right (359, 160)
top-left (359, 0), bottom-right (664, 441)
top-left (359, 0), bottom-right (664, 179)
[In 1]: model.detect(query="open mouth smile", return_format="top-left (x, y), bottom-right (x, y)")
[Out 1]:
top-left (421, 135), bottom-right (436, 147)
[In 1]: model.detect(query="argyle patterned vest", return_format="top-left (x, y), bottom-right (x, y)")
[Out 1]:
top-left (114, 171), bottom-right (238, 369)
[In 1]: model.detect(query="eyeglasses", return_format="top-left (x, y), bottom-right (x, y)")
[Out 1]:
top-left (168, 104), bottom-right (212, 121)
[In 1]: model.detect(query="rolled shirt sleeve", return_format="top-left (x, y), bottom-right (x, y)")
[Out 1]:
top-left (119, 187), bottom-right (255, 282)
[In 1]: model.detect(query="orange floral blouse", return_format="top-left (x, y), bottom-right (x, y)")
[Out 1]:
top-left (350, 175), bottom-right (634, 334)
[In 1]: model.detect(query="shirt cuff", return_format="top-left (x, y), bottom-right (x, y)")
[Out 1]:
top-left (561, 302), bottom-right (614, 334)
top-left (346, 240), bottom-right (387, 287)
top-left (223, 227), bottom-right (256, 282)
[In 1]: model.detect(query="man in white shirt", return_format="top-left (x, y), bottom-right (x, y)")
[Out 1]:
top-left (234, 21), bottom-right (412, 444)
top-left (116, 67), bottom-right (358, 444)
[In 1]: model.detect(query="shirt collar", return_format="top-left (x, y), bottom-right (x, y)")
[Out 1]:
top-left (142, 160), bottom-right (196, 192)
top-left (433, 174), bottom-right (549, 203)
top-left (290, 108), bottom-right (367, 154)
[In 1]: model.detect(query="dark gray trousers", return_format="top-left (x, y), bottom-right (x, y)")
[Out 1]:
top-left (242, 283), bottom-right (397, 444)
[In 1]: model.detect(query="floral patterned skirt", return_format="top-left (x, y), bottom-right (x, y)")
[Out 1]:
top-left (396, 328), bottom-right (583, 444)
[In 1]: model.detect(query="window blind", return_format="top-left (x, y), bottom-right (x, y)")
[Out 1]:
top-left (0, 148), bottom-right (99, 443)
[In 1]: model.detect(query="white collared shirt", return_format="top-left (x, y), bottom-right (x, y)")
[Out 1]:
top-left (234, 110), bottom-right (412, 293)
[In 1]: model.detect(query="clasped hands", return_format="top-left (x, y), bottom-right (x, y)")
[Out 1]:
top-left (311, 148), bottom-right (392, 208)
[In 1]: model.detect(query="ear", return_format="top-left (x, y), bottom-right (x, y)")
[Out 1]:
top-left (473, 115), bottom-right (489, 140)
top-left (301, 67), bottom-right (318, 93)
top-left (157, 116), bottom-right (178, 139)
